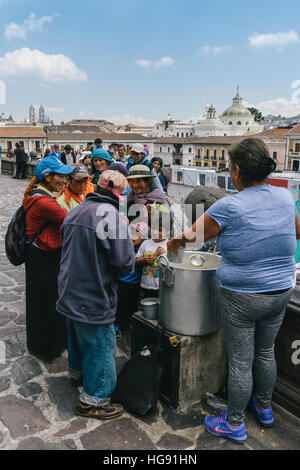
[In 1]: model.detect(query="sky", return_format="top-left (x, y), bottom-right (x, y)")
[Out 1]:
top-left (0, 0), bottom-right (300, 125)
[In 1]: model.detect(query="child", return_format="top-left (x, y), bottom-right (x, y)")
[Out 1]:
top-left (115, 221), bottom-right (149, 338)
top-left (136, 214), bottom-right (169, 303)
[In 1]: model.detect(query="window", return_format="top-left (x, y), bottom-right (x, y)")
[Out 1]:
top-left (273, 152), bottom-right (277, 160)
top-left (181, 133), bottom-right (184, 137)
top-left (198, 149), bottom-right (201, 157)
top-left (221, 149), bottom-right (225, 160)
top-left (177, 133), bottom-right (179, 137)
top-left (189, 148), bottom-right (192, 153)
top-left (7, 141), bottom-right (12, 151)
top-left (35, 141), bottom-right (41, 151)
top-left (168, 147), bottom-right (170, 153)
top-left (19, 141), bottom-right (24, 148)
top-left (237, 121), bottom-right (241, 126)
top-left (229, 121), bottom-right (232, 125)
top-left (206, 149), bottom-right (209, 158)
top-left (214, 149), bottom-right (217, 158)
top-left (160, 147), bottom-right (162, 152)
top-left (186, 133), bottom-right (188, 137)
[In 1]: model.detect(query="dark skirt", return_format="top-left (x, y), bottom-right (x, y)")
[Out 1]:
top-left (25, 245), bottom-right (67, 360)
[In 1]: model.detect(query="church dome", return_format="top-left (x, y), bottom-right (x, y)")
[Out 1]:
top-left (222, 93), bottom-right (252, 117)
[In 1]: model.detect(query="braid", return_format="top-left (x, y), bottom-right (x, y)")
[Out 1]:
top-left (23, 176), bottom-right (38, 206)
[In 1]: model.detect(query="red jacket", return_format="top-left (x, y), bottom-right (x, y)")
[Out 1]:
top-left (24, 189), bottom-right (68, 252)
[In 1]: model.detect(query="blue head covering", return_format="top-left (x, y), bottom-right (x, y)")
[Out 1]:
top-left (34, 156), bottom-right (75, 182)
top-left (90, 149), bottom-right (115, 176)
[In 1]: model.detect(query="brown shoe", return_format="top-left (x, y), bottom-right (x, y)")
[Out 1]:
top-left (76, 401), bottom-right (124, 420)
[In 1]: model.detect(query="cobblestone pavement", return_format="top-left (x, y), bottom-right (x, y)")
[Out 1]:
top-left (0, 175), bottom-right (299, 451)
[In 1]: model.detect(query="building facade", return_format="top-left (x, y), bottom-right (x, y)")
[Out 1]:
top-left (0, 126), bottom-right (46, 154)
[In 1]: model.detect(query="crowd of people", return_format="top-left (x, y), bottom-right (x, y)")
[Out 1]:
top-left (22, 138), bottom-right (172, 420)
top-left (18, 137), bottom-right (299, 443)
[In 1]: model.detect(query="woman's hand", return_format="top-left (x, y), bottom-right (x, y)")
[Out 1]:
top-left (167, 238), bottom-right (185, 256)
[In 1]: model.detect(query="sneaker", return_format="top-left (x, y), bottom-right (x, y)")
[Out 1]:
top-left (76, 401), bottom-right (124, 420)
top-left (251, 395), bottom-right (274, 427)
top-left (204, 411), bottom-right (247, 445)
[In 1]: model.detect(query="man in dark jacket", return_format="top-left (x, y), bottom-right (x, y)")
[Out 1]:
top-left (61, 144), bottom-right (76, 165)
top-left (56, 170), bottom-right (135, 420)
top-left (13, 143), bottom-right (27, 179)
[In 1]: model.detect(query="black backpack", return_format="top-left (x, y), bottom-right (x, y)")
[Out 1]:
top-left (112, 333), bottom-right (164, 416)
top-left (5, 200), bottom-right (49, 266)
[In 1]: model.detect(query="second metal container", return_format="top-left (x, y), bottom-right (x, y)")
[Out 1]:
top-left (158, 251), bottom-right (221, 336)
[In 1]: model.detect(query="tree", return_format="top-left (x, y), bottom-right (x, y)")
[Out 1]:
top-left (247, 107), bottom-right (264, 122)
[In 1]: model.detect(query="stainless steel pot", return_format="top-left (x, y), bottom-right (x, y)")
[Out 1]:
top-left (158, 251), bottom-right (221, 336)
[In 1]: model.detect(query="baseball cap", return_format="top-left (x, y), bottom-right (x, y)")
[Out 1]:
top-left (70, 164), bottom-right (89, 180)
top-left (34, 157), bottom-right (75, 182)
top-left (98, 170), bottom-right (128, 201)
top-left (130, 143), bottom-right (144, 154)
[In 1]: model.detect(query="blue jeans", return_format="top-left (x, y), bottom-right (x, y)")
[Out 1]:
top-left (220, 287), bottom-right (292, 426)
top-left (66, 319), bottom-right (116, 406)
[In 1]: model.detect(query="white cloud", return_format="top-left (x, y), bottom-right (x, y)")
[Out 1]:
top-left (135, 56), bottom-right (174, 69)
top-left (0, 48), bottom-right (87, 83)
top-left (153, 57), bottom-right (175, 68)
top-left (198, 45), bottom-right (232, 56)
top-left (46, 107), bottom-right (64, 113)
top-left (254, 98), bottom-right (300, 117)
top-left (5, 12), bottom-right (57, 40)
top-left (249, 30), bottom-right (299, 48)
top-left (135, 59), bottom-right (151, 68)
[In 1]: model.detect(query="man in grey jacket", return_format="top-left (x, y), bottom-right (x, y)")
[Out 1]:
top-left (56, 170), bottom-right (135, 420)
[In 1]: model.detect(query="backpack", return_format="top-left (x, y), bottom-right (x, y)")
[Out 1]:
top-left (112, 332), bottom-right (164, 416)
top-left (5, 200), bottom-right (49, 266)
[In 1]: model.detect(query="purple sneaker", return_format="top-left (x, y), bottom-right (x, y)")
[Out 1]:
top-left (204, 411), bottom-right (247, 445)
top-left (251, 396), bottom-right (274, 427)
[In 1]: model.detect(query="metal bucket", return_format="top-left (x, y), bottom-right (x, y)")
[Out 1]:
top-left (140, 298), bottom-right (159, 320)
top-left (158, 252), bottom-right (221, 336)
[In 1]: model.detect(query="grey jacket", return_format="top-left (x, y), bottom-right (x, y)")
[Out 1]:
top-left (56, 192), bottom-right (135, 325)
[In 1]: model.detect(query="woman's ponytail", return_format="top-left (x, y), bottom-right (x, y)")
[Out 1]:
top-left (23, 176), bottom-right (38, 205)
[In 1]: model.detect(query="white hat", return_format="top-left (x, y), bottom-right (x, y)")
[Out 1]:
top-left (130, 143), bottom-right (144, 154)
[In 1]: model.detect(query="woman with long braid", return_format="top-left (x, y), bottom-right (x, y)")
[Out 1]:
top-left (23, 157), bottom-right (75, 361)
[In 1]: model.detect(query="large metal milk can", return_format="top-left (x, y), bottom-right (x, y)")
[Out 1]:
top-left (158, 251), bottom-right (221, 336)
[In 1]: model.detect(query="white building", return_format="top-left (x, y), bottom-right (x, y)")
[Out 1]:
top-left (147, 90), bottom-right (262, 139)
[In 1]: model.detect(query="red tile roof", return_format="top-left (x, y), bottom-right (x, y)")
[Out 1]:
top-left (0, 127), bottom-right (46, 138)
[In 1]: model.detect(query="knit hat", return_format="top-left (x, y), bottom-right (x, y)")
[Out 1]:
top-left (98, 170), bottom-right (128, 201)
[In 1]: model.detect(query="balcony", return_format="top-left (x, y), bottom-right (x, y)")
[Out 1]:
top-left (289, 152), bottom-right (300, 158)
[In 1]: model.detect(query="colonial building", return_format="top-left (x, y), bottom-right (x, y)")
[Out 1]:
top-left (285, 124), bottom-right (300, 171)
top-left (46, 130), bottom-right (154, 154)
top-left (255, 127), bottom-right (293, 171)
top-left (152, 136), bottom-right (245, 169)
top-left (0, 126), bottom-right (46, 154)
top-left (147, 90), bottom-right (263, 139)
